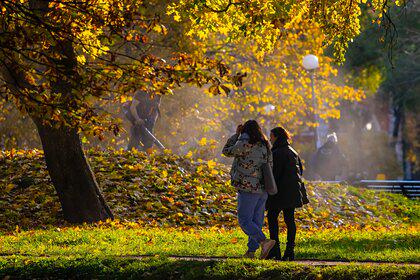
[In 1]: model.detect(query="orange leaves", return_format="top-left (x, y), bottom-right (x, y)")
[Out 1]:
top-left (125, 33), bottom-right (134, 41)
top-left (161, 196), bottom-right (174, 205)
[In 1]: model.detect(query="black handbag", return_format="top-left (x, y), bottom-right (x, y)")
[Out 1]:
top-left (300, 182), bottom-right (310, 205)
top-left (297, 157), bottom-right (309, 204)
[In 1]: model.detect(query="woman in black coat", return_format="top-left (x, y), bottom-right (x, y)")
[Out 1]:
top-left (266, 127), bottom-right (309, 261)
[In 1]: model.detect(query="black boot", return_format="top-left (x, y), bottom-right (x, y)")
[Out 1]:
top-left (281, 243), bottom-right (295, 261)
top-left (266, 242), bottom-right (281, 260)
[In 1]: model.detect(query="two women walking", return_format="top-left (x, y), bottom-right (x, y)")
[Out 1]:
top-left (223, 120), bottom-right (308, 260)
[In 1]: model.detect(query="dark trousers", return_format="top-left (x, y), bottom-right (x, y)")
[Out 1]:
top-left (267, 208), bottom-right (296, 246)
top-left (127, 123), bottom-right (154, 151)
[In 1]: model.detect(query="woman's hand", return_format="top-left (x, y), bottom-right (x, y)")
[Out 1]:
top-left (236, 124), bottom-right (243, 134)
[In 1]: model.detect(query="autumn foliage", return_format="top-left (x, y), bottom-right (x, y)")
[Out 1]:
top-left (0, 0), bottom-right (403, 134)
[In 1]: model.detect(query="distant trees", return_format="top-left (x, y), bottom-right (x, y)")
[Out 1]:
top-left (384, 2), bottom-right (419, 179)
top-left (344, 1), bottom-right (419, 179)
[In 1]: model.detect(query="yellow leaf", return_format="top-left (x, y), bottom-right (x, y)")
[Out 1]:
top-left (186, 151), bottom-right (193, 158)
top-left (5, 183), bottom-right (15, 192)
top-left (199, 138), bottom-right (207, 146)
top-left (76, 54), bottom-right (86, 64)
top-left (207, 160), bottom-right (216, 169)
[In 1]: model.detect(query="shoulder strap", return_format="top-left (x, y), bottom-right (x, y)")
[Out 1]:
top-left (288, 146), bottom-right (303, 176)
top-left (298, 157), bottom-right (303, 176)
top-left (289, 146), bottom-right (299, 157)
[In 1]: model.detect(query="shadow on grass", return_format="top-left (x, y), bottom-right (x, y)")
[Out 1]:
top-left (0, 257), bottom-right (418, 280)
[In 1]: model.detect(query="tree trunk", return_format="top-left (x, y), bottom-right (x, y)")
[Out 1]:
top-left (0, 0), bottom-right (114, 223)
top-left (1, 59), bottom-right (115, 224)
top-left (400, 110), bottom-right (413, 180)
top-left (34, 119), bottom-right (113, 223)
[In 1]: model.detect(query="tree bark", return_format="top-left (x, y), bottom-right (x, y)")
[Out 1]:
top-left (400, 110), bottom-right (413, 180)
top-left (34, 119), bottom-right (113, 223)
top-left (0, 59), bottom-right (114, 224)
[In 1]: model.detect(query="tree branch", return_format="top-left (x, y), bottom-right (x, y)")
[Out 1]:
top-left (203, 0), bottom-right (243, 13)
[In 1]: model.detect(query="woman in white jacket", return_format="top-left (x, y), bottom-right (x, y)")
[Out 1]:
top-left (222, 120), bottom-right (275, 259)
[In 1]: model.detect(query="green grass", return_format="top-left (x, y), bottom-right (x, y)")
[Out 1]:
top-left (1, 225), bottom-right (419, 263)
top-left (0, 256), bottom-right (418, 280)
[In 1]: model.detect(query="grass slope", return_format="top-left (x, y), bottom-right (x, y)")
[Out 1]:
top-left (1, 149), bottom-right (418, 231)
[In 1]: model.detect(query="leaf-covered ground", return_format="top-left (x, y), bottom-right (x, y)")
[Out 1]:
top-left (0, 149), bottom-right (419, 231)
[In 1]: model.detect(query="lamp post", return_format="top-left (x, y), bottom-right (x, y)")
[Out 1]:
top-left (302, 54), bottom-right (320, 149)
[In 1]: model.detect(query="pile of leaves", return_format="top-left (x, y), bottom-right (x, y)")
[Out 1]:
top-left (0, 149), bottom-right (418, 231)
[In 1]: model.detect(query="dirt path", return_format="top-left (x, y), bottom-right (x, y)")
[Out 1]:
top-left (1, 253), bottom-right (418, 267)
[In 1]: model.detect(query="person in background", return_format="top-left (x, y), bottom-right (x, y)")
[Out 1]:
top-left (266, 127), bottom-right (309, 261)
top-left (123, 91), bottom-right (161, 152)
top-left (222, 120), bottom-right (276, 259)
top-left (310, 132), bottom-right (347, 181)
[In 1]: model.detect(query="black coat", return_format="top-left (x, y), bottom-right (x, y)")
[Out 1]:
top-left (266, 140), bottom-right (304, 210)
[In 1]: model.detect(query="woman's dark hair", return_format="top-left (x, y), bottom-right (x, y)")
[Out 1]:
top-left (241, 120), bottom-right (270, 148)
top-left (270, 126), bottom-right (290, 143)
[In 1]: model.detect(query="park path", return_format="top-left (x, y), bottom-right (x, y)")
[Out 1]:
top-left (120, 255), bottom-right (420, 267)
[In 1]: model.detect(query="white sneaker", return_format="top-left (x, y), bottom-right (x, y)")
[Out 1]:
top-left (259, 239), bottom-right (276, 259)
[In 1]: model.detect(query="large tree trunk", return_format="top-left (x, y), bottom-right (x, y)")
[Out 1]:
top-left (0, 0), bottom-right (114, 223)
top-left (400, 110), bottom-right (413, 180)
top-left (34, 119), bottom-right (113, 223)
top-left (1, 64), bottom-right (115, 224)
top-left (33, 0), bottom-right (113, 222)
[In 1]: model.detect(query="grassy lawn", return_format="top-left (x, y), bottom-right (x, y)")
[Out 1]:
top-left (1, 224), bottom-right (419, 263)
